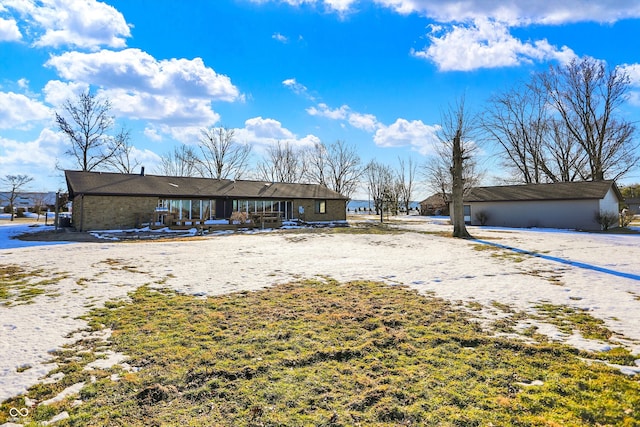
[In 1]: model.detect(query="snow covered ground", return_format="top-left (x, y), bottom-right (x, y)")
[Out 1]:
top-left (1, 216), bottom-right (640, 402)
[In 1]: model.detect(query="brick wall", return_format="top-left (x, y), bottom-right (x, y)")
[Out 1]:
top-left (293, 199), bottom-right (346, 222)
top-left (72, 195), bottom-right (347, 230)
top-left (72, 195), bottom-right (157, 231)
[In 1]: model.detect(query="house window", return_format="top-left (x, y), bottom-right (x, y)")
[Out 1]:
top-left (315, 200), bottom-right (326, 214)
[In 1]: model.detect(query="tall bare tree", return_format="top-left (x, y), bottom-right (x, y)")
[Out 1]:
top-left (1, 174), bottom-right (33, 221)
top-left (305, 142), bottom-right (328, 187)
top-left (104, 128), bottom-right (141, 173)
top-left (438, 97), bottom-right (478, 238)
top-left (198, 127), bottom-right (251, 180)
top-left (539, 57), bottom-right (638, 181)
top-left (483, 80), bottom-right (550, 183)
top-left (325, 140), bottom-right (363, 200)
top-left (397, 157), bottom-right (417, 214)
top-left (257, 141), bottom-right (306, 183)
top-left (158, 144), bottom-right (200, 177)
top-left (55, 91), bottom-right (124, 171)
top-left (304, 140), bottom-right (362, 199)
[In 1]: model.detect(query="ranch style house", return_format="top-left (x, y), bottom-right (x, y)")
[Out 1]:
top-left (65, 170), bottom-right (348, 231)
top-left (453, 180), bottom-right (623, 231)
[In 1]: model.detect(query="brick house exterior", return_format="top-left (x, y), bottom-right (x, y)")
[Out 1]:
top-left (65, 170), bottom-right (348, 231)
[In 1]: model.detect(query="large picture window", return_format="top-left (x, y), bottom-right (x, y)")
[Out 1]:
top-left (159, 199), bottom-right (216, 222)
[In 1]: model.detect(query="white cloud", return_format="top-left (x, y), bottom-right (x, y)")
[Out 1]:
top-left (283, 78), bottom-right (308, 95)
top-left (46, 49), bottom-right (240, 102)
top-left (244, 116), bottom-right (295, 140)
top-left (306, 103), bottom-right (349, 120)
top-left (272, 32), bottom-right (288, 43)
top-left (250, 0), bottom-right (640, 24)
top-left (129, 146), bottom-right (163, 170)
top-left (619, 63), bottom-right (640, 86)
top-left (103, 88), bottom-right (221, 126)
top-left (413, 19), bottom-right (575, 71)
top-left (373, 118), bottom-right (440, 155)
top-left (374, 0), bottom-right (640, 25)
top-left (0, 128), bottom-right (65, 172)
top-left (0, 17), bottom-right (21, 41)
top-left (323, 0), bottom-right (357, 13)
top-left (348, 112), bottom-right (379, 132)
top-left (619, 63), bottom-right (640, 106)
top-left (44, 49), bottom-right (240, 126)
top-left (0, 92), bottom-right (51, 130)
top-left (234, 116), bottom-right (318, 151)
top-left (144, 126), bottom-right (163, 142)
top-left (249, 0), bottom-right (356, 13)
top-left (4, 0), bottom-right (130, 49)
top-left (42, 80), bottom-right (89, 107)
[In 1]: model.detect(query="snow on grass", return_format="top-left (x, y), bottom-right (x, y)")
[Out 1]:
top-left (1, 216), bottom-right (639, 403)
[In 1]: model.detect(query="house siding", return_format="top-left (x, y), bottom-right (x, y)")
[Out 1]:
top-left (468, 199), bottom-right (602, 230)
top-left (599, 188), bottom-right (621, 217)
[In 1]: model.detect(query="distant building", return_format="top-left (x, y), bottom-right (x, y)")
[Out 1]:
top-left (65, 170), bottom-right (348, 231)
top-left (625, 197), bottom-right (640, 214)
top-left (451, 180), bottom-right (623, 231)
top-left (0, 192), bottom-right (56, 211)
top-left (419, 193), bottom-right (449, 216)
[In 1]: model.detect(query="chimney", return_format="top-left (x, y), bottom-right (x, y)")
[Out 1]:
top-left (140, 166), bottom-right (145, 176)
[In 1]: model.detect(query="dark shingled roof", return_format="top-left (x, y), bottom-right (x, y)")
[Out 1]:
top-left (65, 170), bottom-right (348, 200)
top-left (464, 180), bottom-right (622, 202)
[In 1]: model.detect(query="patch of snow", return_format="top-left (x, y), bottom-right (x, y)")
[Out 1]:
top-left (1, 217), bottom-right (639, 402)
top-left (40, 382), bottom-right (84, 406)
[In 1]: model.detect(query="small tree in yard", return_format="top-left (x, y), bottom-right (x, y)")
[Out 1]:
top-left (1, 175), bottom-right (34, 221)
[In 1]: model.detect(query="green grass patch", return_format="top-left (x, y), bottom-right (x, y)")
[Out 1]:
top-left (3, 280), bottom-right (639, 426)
top-left (0, 265), bottom-right (66, 306)
top-left (534, 303), bottom-right (615, 341)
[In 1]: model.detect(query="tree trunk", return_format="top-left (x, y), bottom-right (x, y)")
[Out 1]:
top-left (451, 130), bottom-right (472, 239)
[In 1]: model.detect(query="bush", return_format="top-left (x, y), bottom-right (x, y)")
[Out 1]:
top-left (15, 208), bottom-right (26, 218)
top-left (230, 211), bottom-right (249, 225)
top-left (594, 211), bottom-right (618, 230)
top-left (475, 211), bottom-right (489, 226)
top-left (619, 210), bottom-right (635, 228)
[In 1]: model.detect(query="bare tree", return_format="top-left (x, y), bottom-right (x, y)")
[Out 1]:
top-left (326, 140), bottom-right (363, 199)
top-left (423, 154), bottom-right (451, 207)
top-left (365, 160), bottom-right (395, 220)
top-left (304, 142), bottom-right (328, 187)
top-left (304, 140), bottom-right (362, 199)
top-left (397, 157), bottom-right (417, 214)
top-left (1, 175), bottom-right (33, 221)
top-left (30, 192), bottom-right (50, 222)
top-left (539, 57), bottom-right (639, 181)
top-left (198, 127), bottom-right (251, 180)
top-left (104, 128), bottom-right (141, 173)
top-left (438, 97), bottom-right (478, 238)
top-left (257, 141), bottom-right (306, 183)
top-left (158, 144), bottom-right (200, 177)
top-left (55, 91), bottom-right (123, 171)
top-left (483, 80), bottom-right (550, 183)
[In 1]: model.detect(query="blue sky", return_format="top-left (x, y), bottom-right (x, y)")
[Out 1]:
top-left (1, 0), bottom-right (640, 198)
